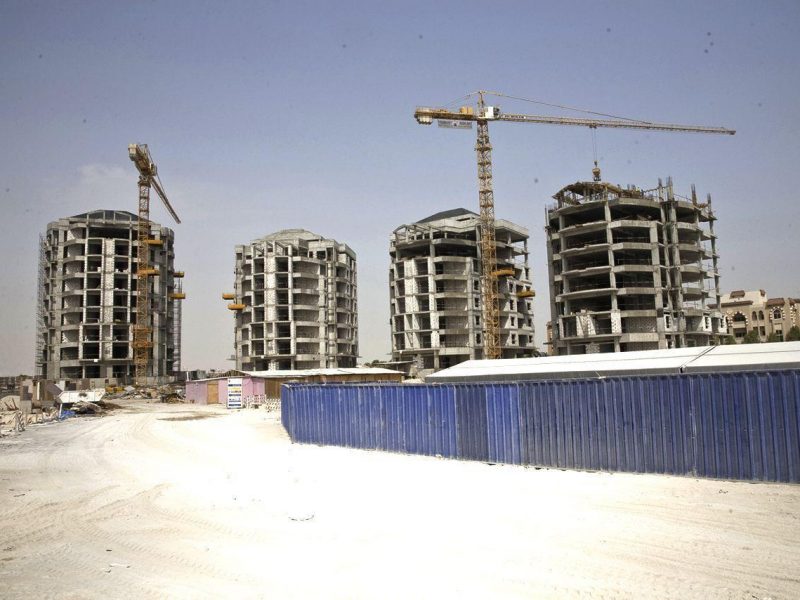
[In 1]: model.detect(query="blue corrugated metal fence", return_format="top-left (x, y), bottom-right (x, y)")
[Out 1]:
top-left (281, 371), bottom-right (800, 483)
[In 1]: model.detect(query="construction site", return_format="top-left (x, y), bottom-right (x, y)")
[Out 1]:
top-left (2, 89), bottom-right (799, 600)
top-left (5, 0), bottom-right (800, 596)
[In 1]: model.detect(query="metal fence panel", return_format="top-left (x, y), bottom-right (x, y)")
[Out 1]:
top-left (486, 384), bottom-right (522, 465)
top-left (281, 371), bottom-right (800, 483)
top-left (382, 385), bottom-right (405, 453)
top-left (454, 385), bottom-right (488, 461)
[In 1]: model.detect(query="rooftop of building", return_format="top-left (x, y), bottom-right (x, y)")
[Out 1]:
top-left (766, 298), bottom-right (800, 306)
top-left (418, 207), bottom-right (477, 223)
top-left (554, 180), bottom-right (633, 200)
top-left (426, 342), bottom-right (800, 382)
top-left (259, 229), bottom-right (328, 242)
top-left (74, 209), bottom-right (138, 220)
top-left (550, 176), bottom-right (712, 213)
top-left (393, 207), bottom-right (528, 240)
top-left (56, 210), bottom-right (140, 223)
top-left (48, 210), bottom-right (172, 235)
top-left (718, 290), bottom-right (796, 307)
top-left (190, 367), bottom-right (403, 382)
top-left (242, 229), bottom-right (355, 256)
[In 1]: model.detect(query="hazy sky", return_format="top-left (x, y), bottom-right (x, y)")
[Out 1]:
top-left (1, 1), bottom-right (799, 373)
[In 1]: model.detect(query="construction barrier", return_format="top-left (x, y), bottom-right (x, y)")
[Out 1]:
top-left (281, 370), bottom-right (800, 483)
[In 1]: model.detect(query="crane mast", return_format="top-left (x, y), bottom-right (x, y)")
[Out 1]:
top-left (128, 144), bottom-right (181, 385)
top-left (414, 91), bottom-right (735, 360)
top-left (133, 170), bottom-right (151, 385)
top-left (475, 92), bottom-right (501, 358)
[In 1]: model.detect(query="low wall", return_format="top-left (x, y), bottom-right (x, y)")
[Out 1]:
top-left (281, 370), bottom-right (800, 483)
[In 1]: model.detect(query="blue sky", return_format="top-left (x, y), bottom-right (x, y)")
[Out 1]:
top-left (1, 1), bottom-right (799, 372)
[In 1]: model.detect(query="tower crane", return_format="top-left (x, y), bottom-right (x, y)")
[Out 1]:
top-left (414, 90), bottom-right (735, 360)
top-left (128, 144), bottom-right (181, 385)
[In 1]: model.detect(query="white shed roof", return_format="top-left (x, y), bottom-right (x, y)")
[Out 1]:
top-left (426, 342), bottom-right (800, 383)
top-left (242, 367), bottom-right (402, 378)
top-left (685, 342), bottom-right (800, 372)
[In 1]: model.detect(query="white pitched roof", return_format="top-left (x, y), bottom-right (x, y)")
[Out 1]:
top-left (426, 342), bottom-right (800, 383)
top-left (685, 342), bottom-right (800, 372)
top-left (242, 367), bottom-right (402, 378)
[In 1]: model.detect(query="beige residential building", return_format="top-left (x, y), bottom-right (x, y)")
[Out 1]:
top-left (718, 290), bottom-right (800, 341)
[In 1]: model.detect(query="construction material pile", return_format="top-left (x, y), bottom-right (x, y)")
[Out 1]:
top-left (1, 396), bottom-right (60, 436)
top-left (102, 384), bottom-right (186, 404)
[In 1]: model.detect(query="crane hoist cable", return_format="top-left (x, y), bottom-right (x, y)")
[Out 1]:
top-left (476, 90), bottom-right (651, 123)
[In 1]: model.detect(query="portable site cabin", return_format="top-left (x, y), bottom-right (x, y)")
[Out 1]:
top-left (185, 367), bottom-right (404, 407)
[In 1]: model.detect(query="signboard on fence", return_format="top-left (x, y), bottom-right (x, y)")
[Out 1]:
top-left (227, 378), bottom-right (243, 409)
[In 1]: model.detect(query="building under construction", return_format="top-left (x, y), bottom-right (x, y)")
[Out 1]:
top-left (229, 229), bottom-right (358, 371)
top-left (546, 176), bottom-right (726, 355)
top-left (36, 210), bottom-right (184, 381)
top-left (390, 208), bottom-right (535, 371)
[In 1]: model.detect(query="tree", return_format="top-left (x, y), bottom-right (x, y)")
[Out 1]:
top-left (786, 326), bottom-right (800, 342)
top-left (767, 332), bottom-right (781, 343)
top-left (719, 335), bottom-right (736, 345)
top-left (742, 330), bottom-right (761, 344)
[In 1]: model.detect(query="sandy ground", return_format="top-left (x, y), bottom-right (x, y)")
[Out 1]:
top-left (1, 401), bottom-right (798, 599)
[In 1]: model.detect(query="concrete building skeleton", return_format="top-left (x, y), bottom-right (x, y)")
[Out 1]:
top-left (546, 177), bottom-right (726, 354)
top-left (231, 229), bottom-right (358, 371)
top-left (36, 210), bottom-right (182, 381)
top-left (390, 208), bottom-right (536, 371)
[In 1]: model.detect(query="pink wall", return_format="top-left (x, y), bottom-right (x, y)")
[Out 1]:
top-left (185, 381), bottom-right (207, 405)
top-left (241, 377), bottom-right (265, 398)
top-left (185, 376), bottom-right (267, 406)
top-left (218, 382), bottom-right (226, 404)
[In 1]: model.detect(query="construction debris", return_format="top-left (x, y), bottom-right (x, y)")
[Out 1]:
top-left (71, 401), bottom-right (105, 416)
top-left (101, 384), bottom-right (186, 404)
top-left (1, 396), bottom-right (20, 411)
top-left (1, 407), bottom-right (60, 437)
top-left (1, 382), bottom-right (190, 438)
top-left (58, 389), bottom-right (106, 404)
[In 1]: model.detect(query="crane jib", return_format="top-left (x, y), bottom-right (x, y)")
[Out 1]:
top-left (414, 108), bottom-right (735, 135)
top-left (498, 113), bottom-right (736, 134)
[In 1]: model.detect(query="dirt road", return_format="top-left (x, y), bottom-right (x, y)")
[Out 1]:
top-left (1, 401), bottom-right (798, 599)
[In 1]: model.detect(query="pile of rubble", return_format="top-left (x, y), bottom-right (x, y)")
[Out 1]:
top-left (103, 384), bottom-right (186, 404)
top-left (1, 384), bottom-right (188, 438)
top-left (1, 396), bottom-right (59, 437)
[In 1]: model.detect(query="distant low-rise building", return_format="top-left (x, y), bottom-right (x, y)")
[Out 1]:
top-left (717, 290), bottom-right (800, 341)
